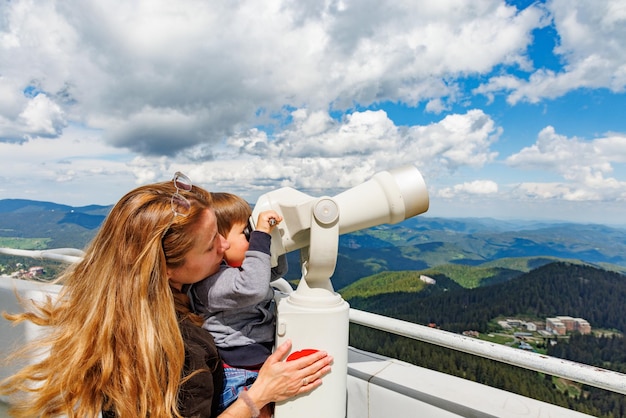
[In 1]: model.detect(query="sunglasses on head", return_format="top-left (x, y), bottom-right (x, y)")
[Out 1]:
top-left (170, 171), bottom-right (192, 217)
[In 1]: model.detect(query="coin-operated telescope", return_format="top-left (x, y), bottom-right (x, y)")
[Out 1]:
top-left (251, 165), bottom-right (429, 418)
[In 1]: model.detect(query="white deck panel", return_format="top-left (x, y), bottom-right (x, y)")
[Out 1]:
top-left (0, 276), bottom-right (62, 401)
top-left (347, 347), bottom-right (594, 418)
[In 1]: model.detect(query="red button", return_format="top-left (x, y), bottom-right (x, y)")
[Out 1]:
top-left (287, 349), bottom-right (319, 361)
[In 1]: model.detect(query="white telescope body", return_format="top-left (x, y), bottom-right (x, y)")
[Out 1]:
top-left (251, 165), bottom-right (429, 418)
top-left (252, 165), bottom-right (429, 273)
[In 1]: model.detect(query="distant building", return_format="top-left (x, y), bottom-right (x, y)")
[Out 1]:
top-left (506, 319), bottom-right (522, 327)
top-left (546, 318), bottom-right (567, 335)
top-left (518, 342), bottom-right (534, 351)
top-left (498, 320), bottom-right (512, 330)
top-left (29, 266), bottom-right (44, 276)
top-left (546, 316), bottom-right (591, 335)
top-left (419, 275), bottom-right (436, 285)
top-left (499, 318), bottom-right (537, 332)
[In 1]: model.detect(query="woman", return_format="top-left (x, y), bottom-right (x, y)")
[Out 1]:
top-left (0, 173), bottom-right (332, 417)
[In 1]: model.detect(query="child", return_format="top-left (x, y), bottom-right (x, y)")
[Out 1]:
top-left (191, 192), bottom-right (288, 412)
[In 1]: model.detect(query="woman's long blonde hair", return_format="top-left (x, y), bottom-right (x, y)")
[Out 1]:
top-left (0, 179), bottom-right (212, 417)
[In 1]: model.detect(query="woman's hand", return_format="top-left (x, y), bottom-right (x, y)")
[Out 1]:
top-left (246, 339), bottom-right (333, 408)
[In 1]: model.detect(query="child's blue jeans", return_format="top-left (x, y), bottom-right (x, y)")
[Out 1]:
top-left (219, 366), bottom-right (259, 412)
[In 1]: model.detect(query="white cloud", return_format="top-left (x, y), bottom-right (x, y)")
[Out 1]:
top-left (0, 77), bottom-right (66, 142)
top-left (17, 94), bottom-right (67, 138)
top-left (0, 104), bottom-right (504, 205)
top-left (437, 180), bottom-right (499, 198)
top-left (202, 108), bottom-right (500, 197)
top-left (276, 109), bottom-right (398, 158)
top-left (0, 77), bottom-right (24, 117)
top-left (105, 107), bottom-right (214, 155)
top-left (507, 127), bottom-right (626, 201)
top-left (100, 108), bottom-right (498, 203)
top-left (0, 0), bottom-right (544, 155)
top-left (0, 124), bottom-right (133, 203)
top-left (405, 110), bottom-right (500, 171)
top-left (476, 0), bottom-right (626, 104)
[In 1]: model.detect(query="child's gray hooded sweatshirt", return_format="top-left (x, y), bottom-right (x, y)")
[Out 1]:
top-left (191, 230), bottom-right (287, 368)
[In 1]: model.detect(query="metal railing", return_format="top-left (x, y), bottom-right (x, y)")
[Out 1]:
top-left (0, 247), bottom-right (84, 263)
top-left (349, 308), bottom-right (626, 395)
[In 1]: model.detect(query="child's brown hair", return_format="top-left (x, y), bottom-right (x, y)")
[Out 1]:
top-left (210, 192), bottom-right (252, 237)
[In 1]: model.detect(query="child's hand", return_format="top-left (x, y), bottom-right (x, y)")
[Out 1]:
top-left (256, 210), bottom-right (283, 234)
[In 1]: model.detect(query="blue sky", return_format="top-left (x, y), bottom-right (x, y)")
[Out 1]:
top-left (0, 0), bottom-right (625, 226)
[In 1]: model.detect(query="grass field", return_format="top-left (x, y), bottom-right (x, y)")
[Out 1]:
top-left (0, 237), bottom-right (51, 250)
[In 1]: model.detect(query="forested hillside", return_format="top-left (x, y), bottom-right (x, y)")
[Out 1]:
top-left (0, 199), bottom-right (109, 249)
top-left (347, 262), bottom-right (626, 333)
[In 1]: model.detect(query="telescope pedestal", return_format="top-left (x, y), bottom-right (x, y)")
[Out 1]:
top-left (274, 282), bottom-right (349, 418)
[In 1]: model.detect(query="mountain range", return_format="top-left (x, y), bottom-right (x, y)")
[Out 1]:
top-left (1, 198), bottom-right (625, 290)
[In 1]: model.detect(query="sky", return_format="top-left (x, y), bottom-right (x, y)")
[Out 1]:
top-left (1, 0), bottom-right (625, 226)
